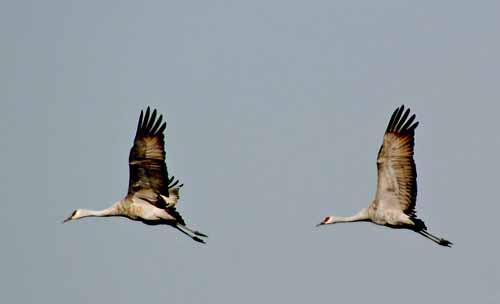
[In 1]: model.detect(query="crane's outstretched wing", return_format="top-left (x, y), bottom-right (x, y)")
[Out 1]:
top-left (374, 105), bottom-right (419, 216)
top-left (127, 107), bottom-right (181, 206)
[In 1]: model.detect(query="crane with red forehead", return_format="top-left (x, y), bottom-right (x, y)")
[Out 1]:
top-left (317, 105), bottom-right (452, 247)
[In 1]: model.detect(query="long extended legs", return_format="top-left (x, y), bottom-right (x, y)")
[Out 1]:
top-left (178, 223), bottom-right (208, 237)
top-left (417, 230), bottom-right (453, 247)
top-left (175, 224), bottom-right (208, 244)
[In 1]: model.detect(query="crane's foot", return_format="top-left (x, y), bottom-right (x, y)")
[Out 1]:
top-left (438, 238), bottom-right (453, 247)
top-left (193, 230), bottom-right (208, 237)
top-left (174, 224), bottom-right (207, 244)
top-left (192, 236), bottom-right (206, 244)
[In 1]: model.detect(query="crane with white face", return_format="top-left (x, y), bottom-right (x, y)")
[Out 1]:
top-left (317, 105), bottom-right (452, 247)
top-left (63, 107), bottom-right (207, 243)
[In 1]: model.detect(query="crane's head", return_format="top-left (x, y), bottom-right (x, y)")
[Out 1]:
top-left (316, 216), bottom-right (335, 227)
top-left (62, 210), bottom-right (80, 223)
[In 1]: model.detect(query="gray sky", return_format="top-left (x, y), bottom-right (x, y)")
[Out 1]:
top-left (1, 1), bottom-right (499, 303)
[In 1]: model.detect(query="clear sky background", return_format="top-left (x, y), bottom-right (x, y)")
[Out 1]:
top-left (1, 1), bottom-right (499, 303)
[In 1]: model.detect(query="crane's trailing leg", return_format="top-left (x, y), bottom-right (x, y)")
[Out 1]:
top-left (175, 225), bottom-right (206, 244)
top-left (417, 230), bottom-right (453, 247)
top-left (178, 223), bottom-right (208, 237)
top-left (411, 217), bottom-right (452, 247)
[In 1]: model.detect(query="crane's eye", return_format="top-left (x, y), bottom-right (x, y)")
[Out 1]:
top-left (323, 216), bottom-right (331, 223)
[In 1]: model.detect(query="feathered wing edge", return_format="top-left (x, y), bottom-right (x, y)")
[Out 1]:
top-left (129, 107), bottom-right (182, 196)
top-left (376, 105), bottom-right (419, 217)
top-left (385, 105), bottom-right (419, 135)
top-left (135, 107), bottom-right (166, 140)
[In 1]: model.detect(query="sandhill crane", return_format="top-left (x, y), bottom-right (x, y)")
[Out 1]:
top-left (63, 107), bottom-right (207, 243)
top-left (317, 105), bottom-right (452, 247)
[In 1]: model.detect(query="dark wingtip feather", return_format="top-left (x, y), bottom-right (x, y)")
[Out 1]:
top-left (408, 121), bottom-right (419, 133)
top-left (143, 107), bottom-right (151, 132)
top-left (169, 179), bottom-right (179, 189)
top-left (136, 110), bottom-right (144, 136)
top-left (401, 114), bottom-right (416, 131)
top-left (391, 105), bottom-right (405, 131)
top-left (151, 108), bottom-right (157, 122)
top-left (155, 114), bottom-right (163, 130)
top-left (386, 105), bottom-right (420, 135)
top-left (136, 107), bottom-right (167, 136)
top-left (158, 122), bottom-right (167, 136)
top-left (386, 107), bottom-right (399, 133)
top-left (150, 113), bottom-right (163, 135)
top-left (387, 105), bottom-right (404, 132)
top-left (145, 109), bottom-right (157, 133)
top-left (395, 108), bottom-right (411, 132)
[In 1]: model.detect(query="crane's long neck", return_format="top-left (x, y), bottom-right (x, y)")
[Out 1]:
top-left (75, 202), bottom-right (121, 220)
top-left (333, 208), bottom-right (370, 224)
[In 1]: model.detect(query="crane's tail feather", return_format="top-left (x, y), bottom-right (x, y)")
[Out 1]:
top-left (174, 225), bottom-right (206, 244)
top-left (417, 230), bottom-right (453, 247)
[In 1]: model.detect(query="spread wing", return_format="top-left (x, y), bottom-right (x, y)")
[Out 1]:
top-left (374, 105), bottom-right (419, 216)
top-left (127, 107), bottom-right (181, 208)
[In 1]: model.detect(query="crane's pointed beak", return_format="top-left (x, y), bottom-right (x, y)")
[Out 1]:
top-left (63, 210), bottom-right (77, 223)
top-left (316, 222), bottom-right (324, 227)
